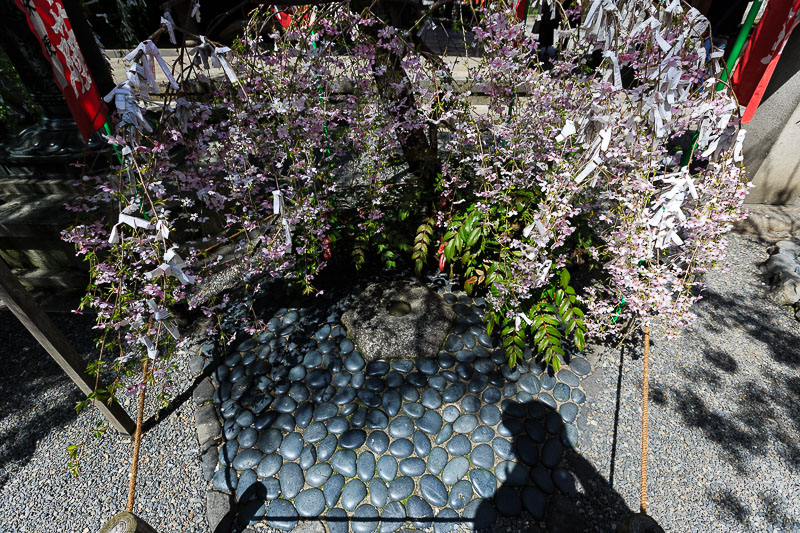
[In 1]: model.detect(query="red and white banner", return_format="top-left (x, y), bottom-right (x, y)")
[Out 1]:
top-left (12, 0), bottom-right (106, 141)
top-left (731, 0), bottom-right (800, 124)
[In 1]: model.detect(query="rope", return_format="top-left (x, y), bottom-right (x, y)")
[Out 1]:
top-left (640, 325), bottom-right (650, 514)
top-left (126, 357), bottom-right (149, 513)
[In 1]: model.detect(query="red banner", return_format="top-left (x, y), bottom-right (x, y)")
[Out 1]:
top-left (731, 0), bottom-right (800, 124)
top-left (12, 0), bottom-right (106, 141)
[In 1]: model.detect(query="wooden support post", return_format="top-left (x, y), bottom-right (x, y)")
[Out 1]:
top-left (0, 257), bottom-right (136, 435)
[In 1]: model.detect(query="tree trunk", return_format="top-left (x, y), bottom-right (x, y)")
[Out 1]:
top-left (350, 1), bottom-right (440, 207)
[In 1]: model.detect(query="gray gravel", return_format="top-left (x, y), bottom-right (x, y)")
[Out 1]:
top-left (3, 231), bottom-right (797, 533)
top-left (0, 310), bottom-right (208, 533)
top-left (578, 232), bottom-right (800, 531)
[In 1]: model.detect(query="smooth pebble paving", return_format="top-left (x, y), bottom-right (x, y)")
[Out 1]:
top-left (446, 435), bottom-right (471, 456)
top-left (389, 438), bottom-right (414, 458)
top-left (388, 476), bottom-right (414, 501)
top-left (331, 450), bottom-right (357, 477)
top-left (417, 410), bottom-right (443, 435)
top-left (369, 478), bottom-right (388, 508)
top-left (381, 501), bottom-right (406, 533)
top-left (279, 463), bottom-right (304, 499)
top-left (388, 416), bottom-right (413, 438)
top-left (518, 435), bottom-right (539, 465)
top-left (266, 499), bottom-right (298, 530)
top-left (364, 501), bottom-right (394, 529)
top-left (435, 508), bottom-right (460, 533)
top-left (421, 388), bottom-right (442, 409)
top-left (441, 457), bottom-right (469, 485)
top-left (306, 462), bottom-right (332, 487)
top-left (207, 285), bottom-right (591, 531)
top-left (420, 474), bottom-right (448, 507)
top-left (449, 479), bottom-right (473, 509)
top-left (402, 402), bottom-right (424, 418)
top-left (280, 432), bottom-right (303, 460)
top-left (496, 461), bottom-right (527, 486)
top-left (257, 454), bottom-right (282, 478)
top-left (399, 457), bottom-right (426, 476)
top-left (341, 479), bottom-right (367, 511)
top-left (341, 429), bottom-right (367, 449)
top-left (304, 422), bottom-right (327, 443)
top-left (435, 423), bottom-right (453, 445)
top-left (377, 455), bottom-right (398, 482)
top-left (427, 447), bottom-right (448, 475)
top-left (561, 402), bottom-right (579, 423)
top-left (382, 391), bottom-right (402, 417)
top-left (317, 434), bottom-right (337, 461)
top-left (407, 496), bottom-right (434, 528)
top-left (428, 375), bottom-right (447, 391)
top-left (470, 444), bottom-right (494, 469)
top-left (357, 451), bottom-right (375, 482)
top-left (553, 382), bottom-right (571, 402)
top-left (453, 414), bottom-right (478, 433)
top-left (469, 468), bottom-right (497, 498)
top-left (299, 445), bottom-right (316, 469)
top-left (367, 431), bottom-right (389, 454)
top-left (296, 488), bottom-right (326, 517)
top-left (413, 431), bottom-right (431, 457)
top-left (495, 486), bottom-right (522, 516)
top-left (324, 474), bottom-right (345, 507)
top-left (472, 425), bottom-right (495, 442)
top-left (442, 405), bottom-right (460, 422)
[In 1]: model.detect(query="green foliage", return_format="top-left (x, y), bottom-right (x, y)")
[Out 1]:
top-left (412, 217), bottom-right (435, 275)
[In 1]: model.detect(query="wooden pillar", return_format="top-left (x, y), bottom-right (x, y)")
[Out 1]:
top-left (0, 257), bottom-right (136, 435)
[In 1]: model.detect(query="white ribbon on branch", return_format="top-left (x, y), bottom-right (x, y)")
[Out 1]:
top-left (108, 212), bottom-right (151, 243)
top-left (125, 40), bottom-right (180, 93)
top-left (147, 299), bottom-right (180, 340)
top-left (648, 170), bottom-right (698, 249)
top-left (190, 36), bottom-right (239, 84)
top-left (190, 1), bottom-right (201, 23)
top-left (144, 246), bottom-right (196, 285)
top-left (103, 83), bottom-right (152, 133)
top-left (161, 12), bottom-right (177, 45)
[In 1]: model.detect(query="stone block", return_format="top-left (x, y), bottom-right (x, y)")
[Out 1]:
top-left (341, 280), bottom-right (456, 361)
top-left (192, 377), bottom-right (215, 406)
top-left (206, 490), bottom-right (233, 532)
top-left (770, 274), bottom-right (800, 306)
top-left (195, 404), bottom-right (221, 446)
top-left (767, 240), bottom-right (800, 258)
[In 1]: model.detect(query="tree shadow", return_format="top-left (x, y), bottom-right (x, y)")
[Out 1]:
top-left (664, 285), bottom-right (800, 477)
top-left (619, 274), bottom-right (800, 529)
top-left (0, 310), bottom-right (96, 488)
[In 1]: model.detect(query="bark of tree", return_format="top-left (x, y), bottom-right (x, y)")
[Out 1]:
top-left (350, 0), bottom-right (440, 209)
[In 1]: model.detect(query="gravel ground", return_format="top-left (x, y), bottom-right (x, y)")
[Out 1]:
top-left (2, 231), bottom-right (798, 533)
top-left (578, 232), bottom-right (800, 531)
top-left (0, 309), bottom-right (208, 533)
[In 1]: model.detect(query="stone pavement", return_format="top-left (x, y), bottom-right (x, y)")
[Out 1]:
top-left (191, 273), bottom-right (602, 532)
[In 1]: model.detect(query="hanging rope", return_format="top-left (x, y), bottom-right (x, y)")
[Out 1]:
top-left (126, 357), bottom-right (149, 513)
top-left (640, 325), bottom-right (650, 514)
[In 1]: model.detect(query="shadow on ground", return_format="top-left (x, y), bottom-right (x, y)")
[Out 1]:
top-left (642, 273), bottom-right (800, 530)
top-left (0, 310), bottom-right (97, 488)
